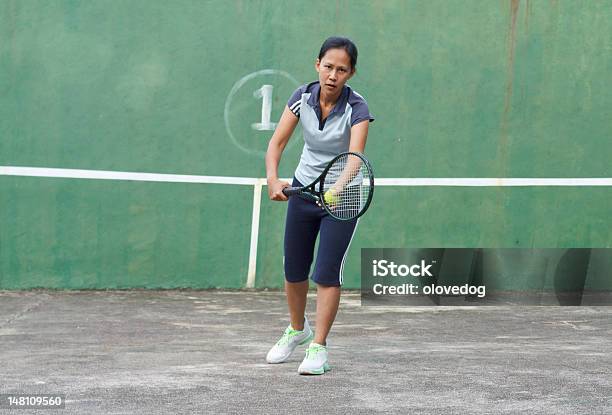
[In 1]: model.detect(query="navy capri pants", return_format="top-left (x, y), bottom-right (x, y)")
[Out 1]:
top-left (284, 177), bottom-right (359, 286)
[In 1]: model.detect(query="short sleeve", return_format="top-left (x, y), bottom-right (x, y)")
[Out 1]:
top-left (287, 86), bottom-right (304, 117)
top-left (350, 98), bottom-right (375, 127)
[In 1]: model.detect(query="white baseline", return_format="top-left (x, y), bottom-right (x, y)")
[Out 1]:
top-left (1, 166), bottom-right (611, 186)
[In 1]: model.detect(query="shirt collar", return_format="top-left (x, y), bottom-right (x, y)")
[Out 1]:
top-left (307, 82), bottom-right (350, 115)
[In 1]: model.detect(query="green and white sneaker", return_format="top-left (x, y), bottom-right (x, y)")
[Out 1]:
top-left (298, 342), bottom-right (331, 375)
top-left (266, 318), bottom-right (314, 364)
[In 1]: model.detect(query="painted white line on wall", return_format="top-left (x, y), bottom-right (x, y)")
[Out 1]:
top-left (247, 180), bottom-right (265, 289)
top-left (0, 166), bottom-right (259, 185)
top-left (375, 178), bottom-right (612, 186)
top-left (2, 166), bottom-right (611, 186)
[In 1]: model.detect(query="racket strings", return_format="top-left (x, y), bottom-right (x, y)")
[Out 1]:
top-left (322, 153), bottom-right (372, 220)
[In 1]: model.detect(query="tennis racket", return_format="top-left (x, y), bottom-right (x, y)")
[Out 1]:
top-left (282, 151), bottom-right (374, 221)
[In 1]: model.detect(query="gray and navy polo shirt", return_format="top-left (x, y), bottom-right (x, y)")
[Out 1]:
top-left (287, 81), bottom-right (374, 186)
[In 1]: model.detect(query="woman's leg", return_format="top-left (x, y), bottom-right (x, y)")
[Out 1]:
top-left (285, 280), bottom-right (309, 330)
top-left (313, 284), bottom-right (341, 345)
top-left (283, 183), bottom-right (322, 329)
top-left (310, 216), bottom-right (359, 345)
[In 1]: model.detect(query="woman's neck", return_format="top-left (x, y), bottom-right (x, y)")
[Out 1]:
top-left (319, 88), bottom-right (341, 107)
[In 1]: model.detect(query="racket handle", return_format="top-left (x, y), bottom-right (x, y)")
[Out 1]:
top-left (282, 187), bottom-right (301, 196)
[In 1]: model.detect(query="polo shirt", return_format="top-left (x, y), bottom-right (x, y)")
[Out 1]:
top-left (287, 81), bottom-right (374, 186)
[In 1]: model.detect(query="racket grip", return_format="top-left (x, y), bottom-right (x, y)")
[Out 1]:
top-left (282, 187), bottom-right (301, 196)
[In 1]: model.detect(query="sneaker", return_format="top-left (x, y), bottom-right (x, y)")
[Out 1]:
top-left (266, 318), bottom-right (314, 364)
top-left (298, 342), bottom-right (331, 375)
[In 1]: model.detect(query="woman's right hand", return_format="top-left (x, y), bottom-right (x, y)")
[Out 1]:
top-left (267, 178), bottom-right (290, 201)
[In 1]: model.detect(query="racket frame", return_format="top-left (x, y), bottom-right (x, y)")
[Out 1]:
top-left (282, 151), bottom-right (375, 221)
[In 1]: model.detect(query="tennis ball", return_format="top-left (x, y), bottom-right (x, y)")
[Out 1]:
top-left (324, 190), bottom-right (339, 205)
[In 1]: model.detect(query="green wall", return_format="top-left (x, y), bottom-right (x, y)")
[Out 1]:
top-left (1, 0), bottom-right (611, 289)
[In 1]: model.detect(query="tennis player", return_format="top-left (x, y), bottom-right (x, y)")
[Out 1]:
top-left (264, 36), bottom-right (374, 375)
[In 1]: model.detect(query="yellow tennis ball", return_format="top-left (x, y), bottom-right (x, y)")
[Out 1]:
top-left (324, 190), bottom-right (338, 205)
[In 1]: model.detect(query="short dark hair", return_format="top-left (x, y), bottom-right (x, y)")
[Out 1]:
top-left (318, 36), bottom-right (358, 70)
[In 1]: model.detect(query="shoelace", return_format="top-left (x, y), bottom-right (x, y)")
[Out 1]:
top-left (305, 344), bottom-right (325, 359)
top-left (276, 328), bottom-right (303, 346)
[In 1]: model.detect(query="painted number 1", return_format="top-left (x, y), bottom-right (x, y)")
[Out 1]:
top-left (252, 84), bottom-right (277, 131)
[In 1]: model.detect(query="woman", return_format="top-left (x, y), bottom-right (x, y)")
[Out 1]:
top-left (264, 36), bottom-right (374, 375)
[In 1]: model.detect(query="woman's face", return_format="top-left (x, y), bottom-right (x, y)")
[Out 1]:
top-left (316, 48), bottom-right (354, 95)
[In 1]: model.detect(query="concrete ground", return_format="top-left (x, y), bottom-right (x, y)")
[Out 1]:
top-left (0, 290), bottom-right (610, 414)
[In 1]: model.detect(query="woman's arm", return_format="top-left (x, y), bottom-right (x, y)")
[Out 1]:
top-left (265, 105), bottom-right (300, 201)
top-left (348, 119), bottom-right (369, 153)
top-left (326, 120), bottom-right (371, 196)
